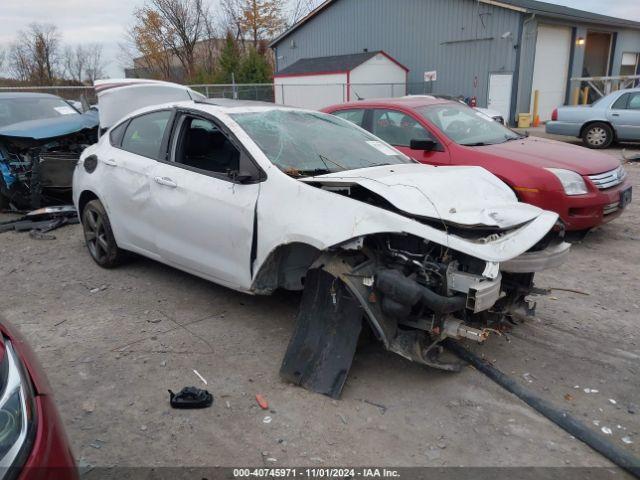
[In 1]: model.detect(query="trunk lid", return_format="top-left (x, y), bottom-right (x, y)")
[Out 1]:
top-left (95, 79), bottom-right (206, 130)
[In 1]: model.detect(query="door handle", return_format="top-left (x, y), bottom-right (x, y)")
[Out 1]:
top-left (154, 176), bottom-right (177, 188)
top-left (612, 113), bottom-right (620, 117)
top-left (102, 158), bottom-right (117, 166)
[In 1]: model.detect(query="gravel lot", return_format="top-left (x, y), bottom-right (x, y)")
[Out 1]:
top-left (0, 134), bottom-right (638, 472)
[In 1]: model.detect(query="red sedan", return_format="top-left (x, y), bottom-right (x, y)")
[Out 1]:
top-left (0, 316), bottom-right (77, 479)
top-left (323, 97), bottom-right (632, 232)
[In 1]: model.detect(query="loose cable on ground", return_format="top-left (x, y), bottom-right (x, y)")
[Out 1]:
top-left (444, 339), bottom-right (640, 479)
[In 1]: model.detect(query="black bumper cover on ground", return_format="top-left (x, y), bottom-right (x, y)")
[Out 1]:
top-left (280, 267), bottom-right (363, 399)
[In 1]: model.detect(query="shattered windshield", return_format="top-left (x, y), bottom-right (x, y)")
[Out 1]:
top-left (230, 109), bottom-right (414, 176)
top-left (0, 97), bottom-right (79, 128)
top-left (417, 103), bottom-right (521, 146)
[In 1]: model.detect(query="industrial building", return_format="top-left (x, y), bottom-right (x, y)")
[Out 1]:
top-left (270, 0), bottom-right (640, 123)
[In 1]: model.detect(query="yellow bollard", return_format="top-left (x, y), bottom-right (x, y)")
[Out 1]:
top-left (532, 90), bottom-right (540, 127)
top-left (582, 87), bottom-right (590, 105)
top-left (571, 88), bottom-right (580, 105)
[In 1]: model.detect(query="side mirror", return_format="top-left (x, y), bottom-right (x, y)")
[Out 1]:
top-left (228, 170), bottom-right (254, 183)
top-left (410, 139), bottom-right (437, 151)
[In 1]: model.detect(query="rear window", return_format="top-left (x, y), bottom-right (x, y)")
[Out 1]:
top-left (612, 94), bottom-right (629, 110)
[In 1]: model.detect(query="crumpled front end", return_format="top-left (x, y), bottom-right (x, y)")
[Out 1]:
top-left (281, 227), bottom-right (570, 398)
top-left (0, 129), bottom-right (97, 210)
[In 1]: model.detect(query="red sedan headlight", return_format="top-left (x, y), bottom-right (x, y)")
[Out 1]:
top-left (0, 336), bottom-right (37, 474)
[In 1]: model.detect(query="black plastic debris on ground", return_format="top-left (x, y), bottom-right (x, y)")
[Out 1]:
top-left (168, 387), bottom-right (213, 409)
top-left (0, 205), bottom-right (78, 239)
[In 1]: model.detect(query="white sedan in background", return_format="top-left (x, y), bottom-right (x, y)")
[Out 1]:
top-left (73, 80), bottom-right (569, 398)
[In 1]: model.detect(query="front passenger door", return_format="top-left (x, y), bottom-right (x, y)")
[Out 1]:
top-left (150, 112), bottom-right (261, 290)
top-left (370, 109), bottom-right (450, 165)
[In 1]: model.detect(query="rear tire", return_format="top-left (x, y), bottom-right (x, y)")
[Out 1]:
top-left (582, 122), bottom-right (613, 149)
top-left (82, 199), bottom-right (127, 268)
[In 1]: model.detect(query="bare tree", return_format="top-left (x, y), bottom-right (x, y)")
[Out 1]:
top-left (220, 0), bottom-right (245, 41)
top-left (84, 43), bottom-right (106, 82)
top-left (127, 0), bottom-right (208, 81)
top-left (0, 47), bottom-right (5, 73)
top-left (152, 0), bottom-right (209, 80)
top-left (8, 43), bottom-right (33, 82)
top-left (289, 0), bottom-right (321, 26)
top-left (198, 14), bottom-right (221, 77)
top-left (127, 7), bottom-right (174, 80)
top-left (63, 45), bottom-right (88, 83)
top-left (8, 23), bottom-right (61, 85)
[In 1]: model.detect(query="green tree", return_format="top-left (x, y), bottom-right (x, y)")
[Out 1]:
top-left (213, 31), bottom-right (241, 83)
top-left (238, 47), bottom-right (272, 83)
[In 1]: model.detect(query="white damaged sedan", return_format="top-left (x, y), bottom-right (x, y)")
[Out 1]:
top-left (74, 80), bottom-right (570, 398)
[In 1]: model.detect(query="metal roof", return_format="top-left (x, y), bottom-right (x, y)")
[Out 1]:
top-left (270, 0), bottom-right (640, 47)
top-left (499, 0), bottom-right (640, 28)
top-left (275, 51), bottom-right (388, 76)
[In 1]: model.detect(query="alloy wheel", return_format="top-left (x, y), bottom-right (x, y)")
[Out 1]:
top-left (84, 206), bottom-right (110, 263)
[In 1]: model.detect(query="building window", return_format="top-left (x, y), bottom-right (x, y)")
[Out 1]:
top-left (621, 52), bottom-right (639, 76)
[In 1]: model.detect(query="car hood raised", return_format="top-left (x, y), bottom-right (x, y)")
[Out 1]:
top-left (467, 136), bottom-right (618, 175)
top-left (300, 163), bottom-right (543, 229)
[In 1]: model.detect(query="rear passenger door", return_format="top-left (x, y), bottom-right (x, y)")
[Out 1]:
top-left (608, 92), bottom-right (640, 140)
top-left (150, 111), bottom-right (262, 290)
top-left (370, 109), bottom-right (450, 165)
top-left (103, 109), bottom-right (173, 255)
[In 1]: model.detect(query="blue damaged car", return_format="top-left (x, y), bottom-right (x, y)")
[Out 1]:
top-left (0, 92), bottom-right (99, 210)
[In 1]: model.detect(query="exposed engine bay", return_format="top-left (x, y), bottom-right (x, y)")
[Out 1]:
top-left (0, 130), bottom-right (97, 209)
top-left (281, 175), bottom-right (569, 399)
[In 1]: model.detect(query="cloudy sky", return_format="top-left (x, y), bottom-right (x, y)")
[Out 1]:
top-left (1, 0), bottom-right (640, 78)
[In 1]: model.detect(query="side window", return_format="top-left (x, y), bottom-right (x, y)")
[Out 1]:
top-left (121, 110), bottom-right (172, 160)
top-left (333, 109), bottom-right (365, 127)
top-left (611, 94), bottom-right (629, 110)
top-left (109, 121), bottom-right (128, 147)
top-left (628, 93), bottom-right (640, 110)
top-left (174, 116), bottom-right (240, 174)
top-left (372, 109), bottom-right (430, 147)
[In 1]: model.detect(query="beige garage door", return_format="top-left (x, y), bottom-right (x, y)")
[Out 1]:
top-left (531, 24), bottom-right (572, 121)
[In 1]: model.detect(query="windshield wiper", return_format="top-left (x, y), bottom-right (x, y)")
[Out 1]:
top-left (502, 134), bottom-right (526, 142)
top-left (298, 168), bottom-right (333, 177)
top-left (318, 154), bottom-right (346, 172)
top-left (460, 142), bottom-right (492, 146)
top-left (366, 162), bottom-right (391, 167)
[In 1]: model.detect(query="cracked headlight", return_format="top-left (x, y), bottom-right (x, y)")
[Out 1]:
top-left (545, 168), bottom-right (588, 195)
top-left (0, 338), bottom-right (37, 472)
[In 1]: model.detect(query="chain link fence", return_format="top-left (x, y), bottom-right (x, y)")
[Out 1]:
top-left (0, 81), bottom-right (438, 110)
top-left (0, 85), bottom-right (99, 105)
